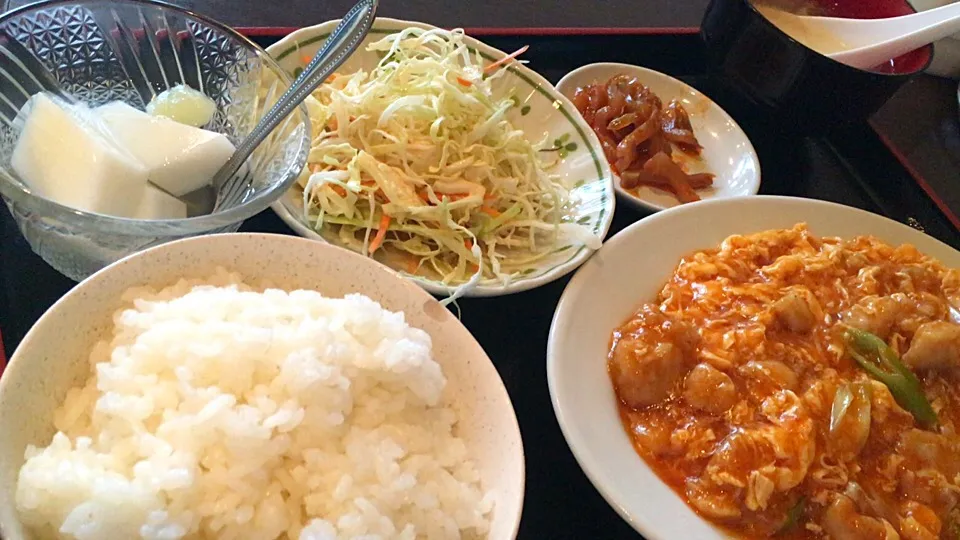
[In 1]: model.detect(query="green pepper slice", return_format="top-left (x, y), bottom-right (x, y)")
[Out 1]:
top-left (776, 497), bottom-right (806, 535)
top-left (843, 327), bottom-right (938, 430)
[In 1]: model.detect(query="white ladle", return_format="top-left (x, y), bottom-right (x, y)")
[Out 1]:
top-left (760, 2), bottom-right (960, 70)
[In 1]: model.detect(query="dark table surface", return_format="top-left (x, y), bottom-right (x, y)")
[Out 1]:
top-left (870, 76), bottom-right (960, 230)
top-left (4, 28), bottom-right (960, 538)
top-left (5, 0), bottom-right (709, 29)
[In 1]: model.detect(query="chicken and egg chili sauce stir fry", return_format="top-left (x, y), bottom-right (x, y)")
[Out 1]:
top-left (609, 224), bottom-right (960, 539)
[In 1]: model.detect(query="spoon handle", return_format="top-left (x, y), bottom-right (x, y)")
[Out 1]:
top-left (212, 0), bottom-right (378, 207)
top-left (828, 1), bottom-right (960, 69)
top-left (879, 1), bottom-right (960, 38)
top-left (811, 1), bottom-right (960, 48)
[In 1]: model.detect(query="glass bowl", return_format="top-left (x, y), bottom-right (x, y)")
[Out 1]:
top-left (0, 0), bottom-right (310, 281)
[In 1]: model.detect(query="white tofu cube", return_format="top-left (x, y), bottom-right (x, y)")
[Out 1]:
top-left (97, 102), bottom-right (236, 197)
top-left (135, 184), bottom-right (188, 220)
top-left (11, 94), bottom-right (149, 218)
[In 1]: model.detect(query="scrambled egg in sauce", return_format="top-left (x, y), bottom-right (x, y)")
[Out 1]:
top-left (610, 224), bottom-right (960, 539)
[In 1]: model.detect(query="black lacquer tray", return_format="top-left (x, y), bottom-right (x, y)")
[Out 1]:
top-left (2, 30), bottom-right (958, 539)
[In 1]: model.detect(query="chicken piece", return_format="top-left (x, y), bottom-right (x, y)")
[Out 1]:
top-left (868, 381), bottom-right (916, 447)
top-left (771, 289), bottom-right (823, 334)
top-left (683, 363), bottom-right (738, 415)
top-left (685, 477), bottom-right (742, 520)
top-left (823, 495), bottom-right (900, 540)
top-left (894, 264), bottom-right (942, 294)
top-left (842, 293), bottom-right (947, 341)
top-left (899, 469), bottom-right (959, 518)
top-left (632, 418), bottom-right (675, 458)
top-left (740, 360), bottom-right (799, 398)
top-left (800, 368), bottom-right (845, 420)
top-left (611, 340), bottom-right (689, 409)
top-left (610, 305), bottom-right (699, 409)
top-left (902, 321), bottom-right (960, 371)
top-left (896, 430), bottom-right (960, 516)
top-left (899, 501), bottom-right (941, 540)
top-left (696, 390), bottom-right (815, 512)
top-left (941, 268), bottom-right (960, 315)
top-left (897, 429), bottom-right (960, 480)
top-left (844, 482), bottom-right (900, 528)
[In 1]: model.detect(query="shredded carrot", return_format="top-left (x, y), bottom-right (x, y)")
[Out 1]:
top-left (417, 190), bottom-right (432, 204)
top-left (330, 185), bottom-right (346, 197)
top-left (309, 164), bottom-right (324, 173)
top-left (465, 240), bottom-right (479, 271)
top-left (368, 214), bottom-right (391, 254)
top-left (405, 255), bottom-right (419, 274)
top-left (327, 73), bottom-right (339, 82)
top-left (483, 45), bottom-right (529, 74)
top-left (480, 206), bottom-right (501, 217)
top-left (456, 76), bottom-right (473, 87)
top-left (483, 193), bottom-right (498, 202)
top-left (301, 54), bottom-right (312, 65)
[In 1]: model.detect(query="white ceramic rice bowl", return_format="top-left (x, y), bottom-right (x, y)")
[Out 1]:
top-left (0, 233), bottom-right (525, 539)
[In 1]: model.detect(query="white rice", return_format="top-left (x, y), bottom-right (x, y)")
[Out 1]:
top-left (15, 269), bottom-right (492, 540)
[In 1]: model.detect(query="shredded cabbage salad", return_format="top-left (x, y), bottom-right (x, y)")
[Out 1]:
top-left (296, 27), bottom-right (596, 298)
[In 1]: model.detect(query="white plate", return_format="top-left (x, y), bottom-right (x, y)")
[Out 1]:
top-left (265, 19), bottom-right (616, 297)
top-left (555, 62), bottom-right (761, 212)
top-left (546, 196), bottom-right (960, 539)
top-left (0, 233), bottom-right (525, 540)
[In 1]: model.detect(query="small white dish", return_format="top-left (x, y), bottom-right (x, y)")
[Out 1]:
top-left (547, 196), bottom-right (960, 538)
top-left (555, 62), bottom-right (761, 212)
top-left (265, 19), bottom-right (616, 298)
top-left (0, 233), bottom-right (525, 540)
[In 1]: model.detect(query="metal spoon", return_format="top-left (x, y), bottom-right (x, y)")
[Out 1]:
top-left (211, 0), bottom-right (378, 211)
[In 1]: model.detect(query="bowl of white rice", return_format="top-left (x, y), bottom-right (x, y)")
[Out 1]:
top-left (0, 233), bottom-right (524, 540)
